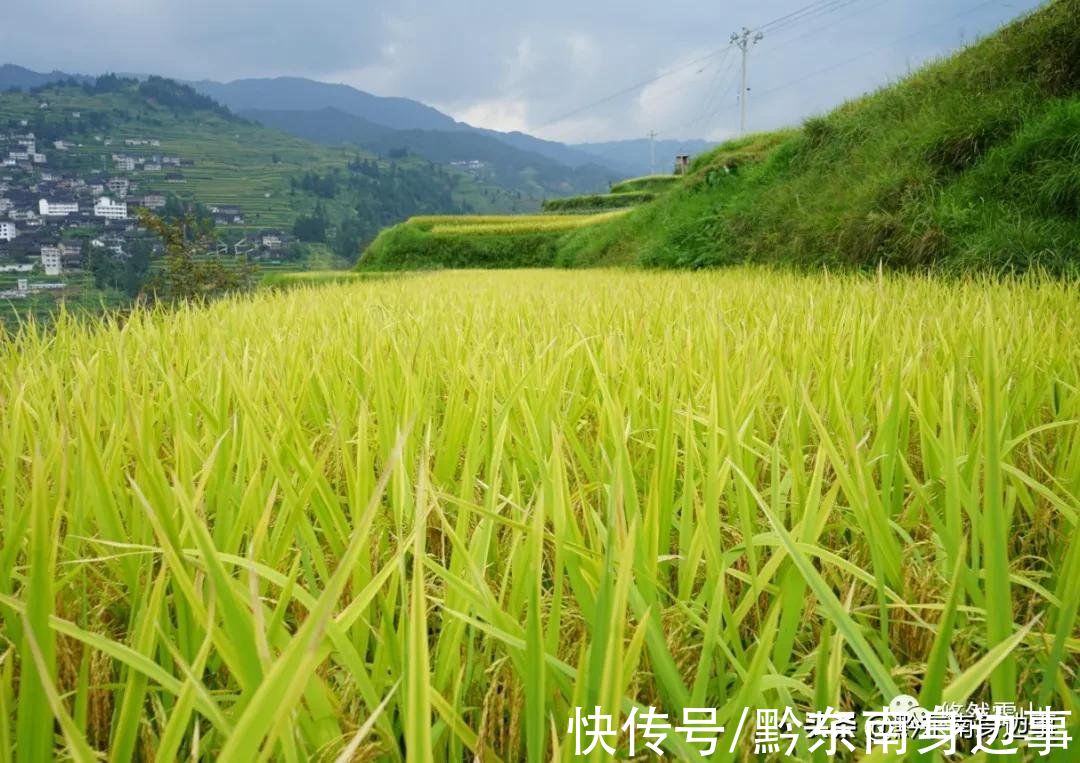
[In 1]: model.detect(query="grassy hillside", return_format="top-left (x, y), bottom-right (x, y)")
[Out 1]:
top-left (0, 78), bottom-right (528, 250)
top-left (554, 0), bottom-right (1080, 272)
top-left (2, 269), bottom-right (1078, 758)
top-left (362, 172), bottom-right (687, 269)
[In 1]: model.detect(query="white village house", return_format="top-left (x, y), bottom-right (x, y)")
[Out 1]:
top-left (39, 242), bottom-right (80, 276)
top-left (0, 221), bottom-right (18, 241)
top-left (39, 199), bottom-right (79, 217)
top-left (94, 197), bottom-right (128, 220)
top-left (40, 246), bottom-right (63, 276)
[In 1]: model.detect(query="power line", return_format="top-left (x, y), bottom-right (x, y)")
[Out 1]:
top-left (754, 0), bottom-right (863, 35)
top-left (731, 27), bottom-right (765, 135)
top-left (764, 0), bottom-right (891, 48)
top-left (687, 50), bottom-right (742, 131)
top-left (753, 0), bottom-right (1008, 101)
top-left (533, 46), bottom-right (733, 132)
top-left (535, 1), bottom-right (861, 133)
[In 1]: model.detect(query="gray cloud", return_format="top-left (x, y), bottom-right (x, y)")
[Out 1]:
top-left (2, 0), bottom-right (1045, 141)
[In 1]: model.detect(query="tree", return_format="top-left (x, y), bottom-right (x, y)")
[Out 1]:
top-left (333, 216), bottom-right (371, 263)
top-left (293, 203), bottom-right (329, 243)
top-left (138, 209), bottom-right (256, 303)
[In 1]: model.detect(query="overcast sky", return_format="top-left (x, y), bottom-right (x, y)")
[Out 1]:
top-left (2, 0), bottom-right (1045, 143)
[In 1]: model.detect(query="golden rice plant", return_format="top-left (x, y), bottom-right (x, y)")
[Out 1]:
top-left (0, 268), bottom-right (1077, 760)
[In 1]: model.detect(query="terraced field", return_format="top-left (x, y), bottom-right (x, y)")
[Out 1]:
top-left (360, 211), bottom-right (632, 269)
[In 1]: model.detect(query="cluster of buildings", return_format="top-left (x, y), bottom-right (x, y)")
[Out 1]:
top-left (37, 195), bottom-right (142, 220)
top-left (112, 152), bottom-right (190, 174)
top-left (0, 128), bottom-right (167, 287)
top-left (0, 124), bottom-right (293, 301)
top-left (2, 135), bottom-right (48, 168)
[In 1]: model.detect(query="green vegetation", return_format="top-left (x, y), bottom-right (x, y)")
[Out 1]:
top-left (360, 211), bottom-right (629, 269)
top-left (608, 174), bottom-right (681, 193)
top-left (538, 174), bottom-right (683, 215)
top-left (541, 190), bottom-right (656, 212)
top-left (1, 269), bottom-right (1077, 759)
top-left (138, 209), bottom-right (257, 302)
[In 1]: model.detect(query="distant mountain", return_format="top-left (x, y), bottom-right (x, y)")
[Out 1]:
top-left (243, 107), bottom-right (616, 198)
top-left (0, 63), bottom-right (92, 91)
top-left (190, 76), bottom-right (460, 132)
top-left (241, 107), bottom-right (393, 145)
top-left (471, 128), bottom-right (615, 170)
top-left (4, 66), bottom-right (714, 185)
top-left (570, 139), bottom-right (717, 178)
top-left (195, 77), bottom-right (619, 172)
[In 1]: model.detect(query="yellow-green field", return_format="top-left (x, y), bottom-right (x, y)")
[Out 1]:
top-left (407, 210), bottom-right (630, 234)
top-left (1, 269), bottom-right (1078, 760)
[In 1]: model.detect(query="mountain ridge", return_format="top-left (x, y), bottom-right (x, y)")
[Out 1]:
top-left (2, 64), bottom-right (716, 182)
top-left (240, 106), bottom-right (617, 198)
top-left (192, 76), bottom-right (642, 172)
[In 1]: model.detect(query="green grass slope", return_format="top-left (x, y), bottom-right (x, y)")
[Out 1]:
top-left (608, 174), bottom-right (682, 194)
top-left (557, 0), bottom-right (1080, 272)
top-left (359, 212), bottom-right (630, 270)
top-left (541, 190), bottom-right (656, 212)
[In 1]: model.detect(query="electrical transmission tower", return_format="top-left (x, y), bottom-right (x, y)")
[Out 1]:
top-left (647, 130), bottom-right (658, 175)
top-left (730, 27), bottom-right (764, 135)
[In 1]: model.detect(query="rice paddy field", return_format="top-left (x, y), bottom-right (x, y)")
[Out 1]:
top-left (406, 212), bottom-right (631, 234)
top-left (1, 269), bottom-right (1078, 761)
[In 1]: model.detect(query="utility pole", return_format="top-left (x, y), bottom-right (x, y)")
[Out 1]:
top-left (647, 130), bottom-right (658, 175)
top-left (730, 27), bottom-right (763, 135)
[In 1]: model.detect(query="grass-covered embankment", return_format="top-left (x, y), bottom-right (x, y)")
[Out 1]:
top-left (541, 190), bottom-right (656, 212)
top-left (1, 269), bottom-right (1078, 759)
top-left (608, 174), bottom-right (681, 194)
top-left (358, 211), bottom-right (629, 269)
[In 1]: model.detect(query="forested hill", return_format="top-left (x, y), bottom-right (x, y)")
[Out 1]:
top-left (0, 75), bottom-right (530, 261)
top-left (240, 106), bottom-right (617, 199)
